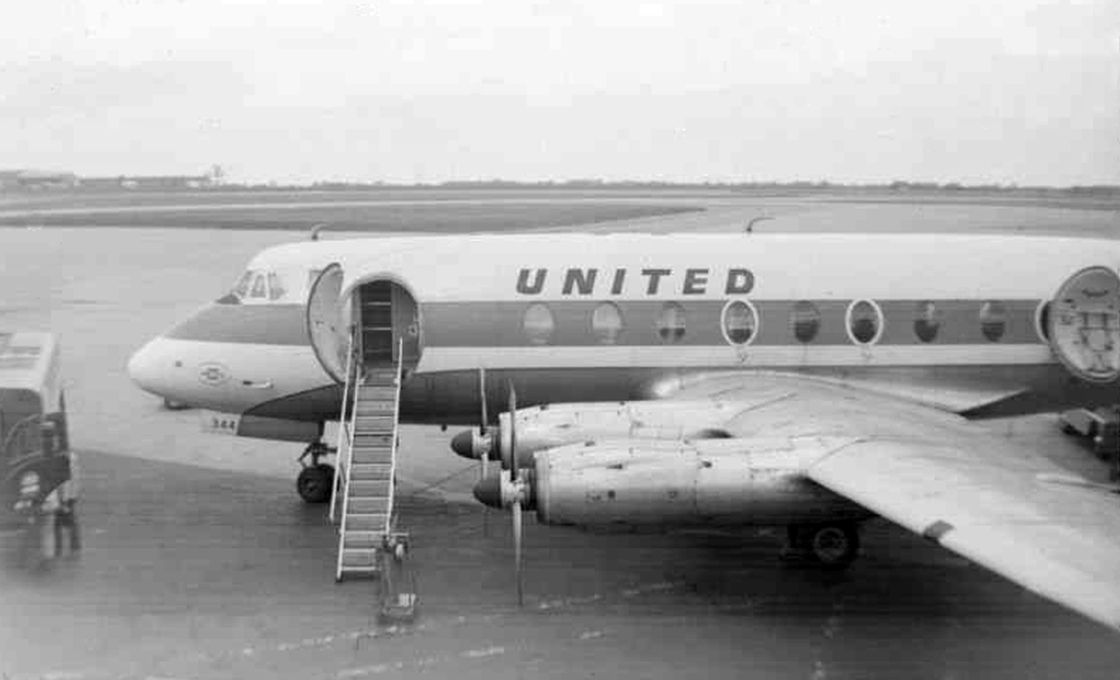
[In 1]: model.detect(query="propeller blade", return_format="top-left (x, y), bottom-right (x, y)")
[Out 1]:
top-left (512, 498), bottom-right (523, 607)
top-left (479, 366), bottom-right (490, 536)
top-left (508, 382), bottom-right (518, 483)
top-left (478, 367), bottom-right (489, 435)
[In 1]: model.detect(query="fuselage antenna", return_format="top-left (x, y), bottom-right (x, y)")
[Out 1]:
top-left (310, 223), bottom-right (328, 241)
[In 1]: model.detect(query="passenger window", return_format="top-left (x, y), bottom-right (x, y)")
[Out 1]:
top-left (267, 272), bottom-right (286, 301)
top-left (979, 301), bottom-right (1007, 342)
top-left (522, 303), bottom-right (555, 345)
top-left (790, 301), bottom-right (820, 343)
top-left (721, 300), bottom-right (757, 345)
top-left (656, 302), bottom-right (687, 343)
top-left (914, 301), bottom-right (941, 343)
top-left (847, 300), bottom-right (882, 345)
top-left (591, 302), bottom-right (624, 344)
top-left (249, 273), bottom-right (267, 299)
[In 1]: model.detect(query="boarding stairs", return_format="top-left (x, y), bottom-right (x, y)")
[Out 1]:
top-left (330, 338), bottom-right (412, 601)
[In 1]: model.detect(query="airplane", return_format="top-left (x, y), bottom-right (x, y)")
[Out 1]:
top-left (127, 230), bottom-right (1120, 632)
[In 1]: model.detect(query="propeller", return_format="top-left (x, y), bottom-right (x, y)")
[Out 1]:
top-left (478, 367), bottom-right (490, 480)
top-left (479, 367), bottom-right (490, 537)
top-left (469, 380), bottom-right (529, 606)
top-left (508, 381), bottom-right (524, 607)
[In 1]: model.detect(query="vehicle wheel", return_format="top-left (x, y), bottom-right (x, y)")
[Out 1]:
top-left (807, 523), bottom-right (860, 570)
top-left (21, 512), bottom-right (56, 572)
top-left (297, 464), bottom-right (334, 504)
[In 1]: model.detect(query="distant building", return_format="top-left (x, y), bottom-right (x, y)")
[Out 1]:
top-left (0, 169), bottom-right (79, 190)
top-left (79, 175), bottom-right (212, 190)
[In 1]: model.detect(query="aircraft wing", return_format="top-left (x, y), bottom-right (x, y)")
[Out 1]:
top-left (666, 373), bottom-right (1120, 632)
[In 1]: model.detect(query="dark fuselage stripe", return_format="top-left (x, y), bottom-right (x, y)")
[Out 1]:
top-left (165, 303), bottom-right (309, 346)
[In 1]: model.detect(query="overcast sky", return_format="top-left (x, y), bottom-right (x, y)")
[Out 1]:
top-left (1, 0), bottom-right (1117, 185)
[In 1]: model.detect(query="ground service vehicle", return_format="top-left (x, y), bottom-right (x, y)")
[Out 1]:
top-left (0, 332), bottom-right (79, 569)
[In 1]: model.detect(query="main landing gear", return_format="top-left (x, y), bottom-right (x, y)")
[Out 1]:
top-left (296, 441), bottom-right (336, 504)
top-left (782, 522), bottom-right (861, 570)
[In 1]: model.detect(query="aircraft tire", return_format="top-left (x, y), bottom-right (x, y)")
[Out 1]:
top-left (804, 523), bottom-right (860, 570)
top-left (297, 464), bottom-right (334, 504)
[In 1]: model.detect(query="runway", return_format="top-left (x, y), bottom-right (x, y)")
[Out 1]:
top-left (1, 190), bottom-right (1120, 677)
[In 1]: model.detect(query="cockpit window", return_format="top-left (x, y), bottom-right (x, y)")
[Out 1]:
top-left (233, 271), bottom-right (253, 299)
top-left (249, 274), bottom-right (267, 299)
top-left (267, 272), bottom-right (286, 301)
top-left (219, 268), bottom-right (302, 304)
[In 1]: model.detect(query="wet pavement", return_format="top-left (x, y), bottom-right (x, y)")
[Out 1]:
top-left (2, 437), bottom-right (1119, 680)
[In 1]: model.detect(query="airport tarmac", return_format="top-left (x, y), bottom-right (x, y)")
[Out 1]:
top-left (2, 192), bottom-right (1120, 677)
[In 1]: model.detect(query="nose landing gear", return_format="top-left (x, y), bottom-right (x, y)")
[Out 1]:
top-left (296, 441), bottom-right (336, 504)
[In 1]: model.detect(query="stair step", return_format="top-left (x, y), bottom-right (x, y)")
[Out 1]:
top-left (356, 401), bottom-right (395, 415)
top-left (348, 496), bottom-right (390, 513)
top-left (359, 386), bottom-right (396, 399)
top-left (343, 530), bottom-right (385, 548)
top-left (354, 433), bottom-right (394, 447)
top-left (364, 370), bottom-right (397, 382)
top-left (341, 548), bottom-right (380, 567)
top-left (349, 479), bottom-right (394, 495)
top-left (350, 479), bottom-right (392, 496)
top-left (355, 415), bottom-right (395, 430)
top-left (350, 463), bottom-right (392, 480)
top-left (351, 450), bottom-right (392, 465)
top-left (346, 513), bottom-right (389, 531)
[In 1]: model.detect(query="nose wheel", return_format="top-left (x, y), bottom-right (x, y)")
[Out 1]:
top-left (296, 441), bottom-right (336, 504)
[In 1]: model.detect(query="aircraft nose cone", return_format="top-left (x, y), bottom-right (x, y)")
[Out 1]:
top-left (451, 429), bottom-right (477, 459)
top-left (472, 473), bottom-right (503, 508)
top-left (127, 338), bottom-right (161, 393)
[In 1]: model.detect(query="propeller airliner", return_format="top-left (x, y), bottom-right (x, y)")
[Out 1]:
top-left (128, 229), bottom-right (1120, 631)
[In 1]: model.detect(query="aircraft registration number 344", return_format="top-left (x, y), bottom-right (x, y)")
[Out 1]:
top-left (200, 411), bottom-right (240, 436)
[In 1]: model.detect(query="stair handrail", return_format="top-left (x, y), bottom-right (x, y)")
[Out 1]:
top-left (385, 337), bottom-right (404, 536)
top-left (334, 332), bottom-right (363, 580)
top-left (328, 327), bottom-right (357, 523)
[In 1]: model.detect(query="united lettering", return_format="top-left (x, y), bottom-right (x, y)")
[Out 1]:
top-left (516, 267), bottom-right (755, 296)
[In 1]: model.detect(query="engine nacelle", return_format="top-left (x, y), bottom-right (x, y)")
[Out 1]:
top-left (527, 436), bottom-right (868, 528)
top-left (451, 400), bottom-right (741, 467)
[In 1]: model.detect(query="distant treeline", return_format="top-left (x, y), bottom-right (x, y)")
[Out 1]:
top-left (5, 177), bottom-right (1119, 197)
top-left (300, 179), bottom-right (1120, 196)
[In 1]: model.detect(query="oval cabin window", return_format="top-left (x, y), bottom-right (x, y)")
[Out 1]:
top-left (979, 301), bottom-right (1007, 342)
top-left (591, 302), bottom-right (624, 344)
top-left (847, 300), bottom-right (882, 345)
top-left (790, 301), bottom-right (820, 343)
top-left (913, 301), bottom-right (941, 343)
top-left (656, 302), bottom-right (687, 343)
top-left (522, 303), bottom-right (555, 345)
top-left (721, 300), bottom-right (758, 345)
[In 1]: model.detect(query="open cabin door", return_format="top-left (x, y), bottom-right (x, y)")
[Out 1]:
top-left (306, 263), bottom-right (348, 384)
top-left (358, 279), bottom-right (420, 370)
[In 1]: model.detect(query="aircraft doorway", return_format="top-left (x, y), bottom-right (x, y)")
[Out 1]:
top-left (356, 280), bottom-right (420, 372)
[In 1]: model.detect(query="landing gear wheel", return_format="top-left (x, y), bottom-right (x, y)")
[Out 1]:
top-left (785, 523), bottom-right (860, 570)
top-left (297, 464), bottom-right (334, 504)
top-left (806, 523), bottom-right (860, 570)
